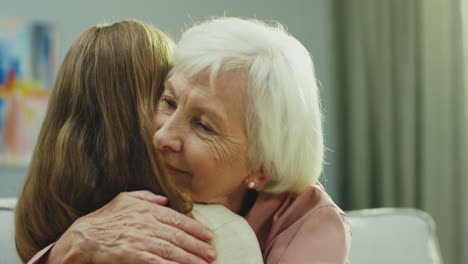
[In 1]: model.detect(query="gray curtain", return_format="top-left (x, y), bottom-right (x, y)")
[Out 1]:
top-left (334, 0), bottom-right (468, 263)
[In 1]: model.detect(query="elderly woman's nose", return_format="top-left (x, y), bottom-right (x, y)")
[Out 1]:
top-left (153, 119), bottom-right (183, 152)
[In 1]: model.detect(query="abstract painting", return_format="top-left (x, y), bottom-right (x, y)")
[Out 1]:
top-left (0, 19), bottom-right (56, 166)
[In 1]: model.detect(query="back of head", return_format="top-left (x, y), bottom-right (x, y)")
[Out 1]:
top-left (175, 17), bottom-right (324, 193)
top-left (15, 20), bottom-right (192, 262)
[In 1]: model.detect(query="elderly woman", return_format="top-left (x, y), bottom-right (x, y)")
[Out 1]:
top-left (29, 17), bottom-right (350, 264)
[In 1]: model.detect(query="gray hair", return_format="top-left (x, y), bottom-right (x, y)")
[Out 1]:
top-left (174, 17), bottom-right (324, 193)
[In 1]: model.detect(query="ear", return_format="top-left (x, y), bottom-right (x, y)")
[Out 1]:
top-left (244, 168), bottom-right (267, 189)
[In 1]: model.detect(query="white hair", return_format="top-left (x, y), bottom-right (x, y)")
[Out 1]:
top-left (174, 17), bottom-right (324, 193)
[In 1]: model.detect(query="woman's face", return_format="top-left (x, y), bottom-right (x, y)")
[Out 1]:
top-left (154, 70), bottom-right (261, 212)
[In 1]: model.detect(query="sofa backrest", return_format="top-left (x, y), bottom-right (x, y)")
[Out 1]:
top-left (0, 198), bottom-right (22, 264)
top-left (347, 208), bottom-right (443, 264)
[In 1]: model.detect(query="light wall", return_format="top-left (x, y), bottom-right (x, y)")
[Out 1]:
top-left (0, 0), bottom-right (340, 204)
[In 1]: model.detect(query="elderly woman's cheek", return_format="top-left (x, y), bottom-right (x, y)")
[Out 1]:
top-left (207, 136), bottom-right (247, 165)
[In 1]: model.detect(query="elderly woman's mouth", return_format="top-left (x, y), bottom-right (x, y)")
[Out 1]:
top-left (165, 163), bottom-right (190, 175)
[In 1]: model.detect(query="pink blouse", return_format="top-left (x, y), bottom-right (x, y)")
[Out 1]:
top-left (28, 184), bottom-right (350, 264)
top-left (245, 184), bottom-right (351, 264)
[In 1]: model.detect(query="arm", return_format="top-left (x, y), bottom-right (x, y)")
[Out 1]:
top-left (267, 206), bottom-right (351, 264)
top-left (27, 191), bottom-right (217, 264)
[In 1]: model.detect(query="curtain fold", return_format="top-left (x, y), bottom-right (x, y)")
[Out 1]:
top-left (335, 0), bottom-right (467, 263)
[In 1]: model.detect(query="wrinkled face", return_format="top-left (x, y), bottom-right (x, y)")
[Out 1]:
top-left (154, 70), bottom-right (257, 212)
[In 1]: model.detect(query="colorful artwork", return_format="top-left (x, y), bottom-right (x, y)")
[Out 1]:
top-left (0, 19), bottom-right (56, 166)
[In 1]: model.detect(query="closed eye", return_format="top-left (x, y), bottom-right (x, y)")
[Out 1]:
top-left (197, 122), bottom-right (214, 133)
top-left (162, 97), bottom-right (177, 109)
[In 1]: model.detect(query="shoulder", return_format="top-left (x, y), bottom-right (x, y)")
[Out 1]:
top-left (247, 184), bottom-right (348, 232)
top-left (192, 204), bottom-right (247, 230)
top-left (290, 184), bottom-right (348, 228)
top-left (247, 184), bottom-right (351, 263)
top-left (277, 203), bottom-right (351, 263)
top-left (271, 184), bottom-right (350, 245)
top-left (193, 204), bottom-right (264, 264)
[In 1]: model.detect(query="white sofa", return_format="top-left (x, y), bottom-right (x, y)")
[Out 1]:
top-left (347, 208), bottom-right (443, 264)
top-left (0, 198), bottom-right (21, 264)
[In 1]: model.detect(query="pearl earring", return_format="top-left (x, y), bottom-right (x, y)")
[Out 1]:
top-left (248, 181), bottom-right (255, 189)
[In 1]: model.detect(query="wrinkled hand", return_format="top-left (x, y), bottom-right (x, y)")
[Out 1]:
top-left (47, 191), bottom-right (216, 264)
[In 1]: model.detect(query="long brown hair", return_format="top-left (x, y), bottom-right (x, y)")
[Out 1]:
top-left (14, 20), bottom-right (192, 262)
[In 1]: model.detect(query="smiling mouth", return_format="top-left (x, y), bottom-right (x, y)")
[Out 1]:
top-left (165, 163), bottom-right (190, 175)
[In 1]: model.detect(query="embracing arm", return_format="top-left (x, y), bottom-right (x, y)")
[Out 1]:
top-left (26, 191), bottom-right (216, 264)
top-left (266, 205), bottom-right (351, 264)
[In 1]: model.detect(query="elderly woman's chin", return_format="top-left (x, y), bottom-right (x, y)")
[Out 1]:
top-left (173, 176), bottom-right (248, 212)
top-left (166, 171), bottom-right (205, 202)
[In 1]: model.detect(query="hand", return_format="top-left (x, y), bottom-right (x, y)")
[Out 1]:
top-left (46, 190), bottom-right (216, 264)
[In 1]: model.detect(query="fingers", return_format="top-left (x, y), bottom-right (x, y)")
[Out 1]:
top-left (122, 191), bottom-right (214, 242)
top-left (148, 222), bottom-right (216, 263)
top-left (92, 246), bottom-right (182, 264)
top-left (119, 192), bottom-right (214, 242)
top-left (88, 226), bottom-right (212, 264)
top-left (143, 238), bottom-right (209, 264)
top-left (83, 191), bottom-right (217, 263)
top-left (125, 190), bottom-right (168, 205)
top-left (136, 252), bottom-right (180, 264)
top-left (153, 205), bottom-right (214, 242)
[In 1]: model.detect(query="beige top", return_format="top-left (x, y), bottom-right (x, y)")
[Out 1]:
top-left (192, 204), bottom-right (264, 264)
